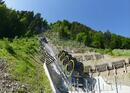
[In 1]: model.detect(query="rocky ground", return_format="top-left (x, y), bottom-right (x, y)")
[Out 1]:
top-left (0, 58), bottom-right (28, 93)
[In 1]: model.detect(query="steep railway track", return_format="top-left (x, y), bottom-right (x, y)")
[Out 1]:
top-left (39, 36), bottom-right (130, 93)
top-left (40, 37), bottom-right (72, 93)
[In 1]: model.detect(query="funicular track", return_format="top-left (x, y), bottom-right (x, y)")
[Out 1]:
top-left (39, 36), bottom-right (130, 93)
top-left (40, 37), bottom-right (71, 93)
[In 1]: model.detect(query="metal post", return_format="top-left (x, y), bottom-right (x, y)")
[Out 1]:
top-left (103, 84), bottom-right (104, 90)
top-left (86, 79), bottom-right (89, 93)
top-left (76, 77), bottom-right (79, 93)
top-left (124, 63), bottom-right (127, 73)
top-left (97, 76), bottom-right (101, 93)
top-left (74, 78), bottom-right (76, 91)
top-left (111, 83), bottom-right (113, 90)
top-left (90, 72), bottom-right (96, 93)
top-left (114, 68), bottom-right (118, 93)
top-left (114, 74), bottom-right (118, 93)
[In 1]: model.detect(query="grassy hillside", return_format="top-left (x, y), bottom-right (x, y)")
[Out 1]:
top-left (0, 36), bottom-right (52, 93)
top-left (0, 2), bottom-right (52, 92)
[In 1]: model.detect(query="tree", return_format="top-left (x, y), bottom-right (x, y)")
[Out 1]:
top-left (121, 38), bottom-right (130, 49)
top-left (0, 0), bottom-right (5, 5)
top-left (82, 33), bottom-right (92, 46)
top-left (76, 32), bottom-right (85, 43)
top-left (50, 20), bottom-right (130, 49)
top-left (109, 34), bottom-right (122, 49)
top-left (0, 3), bottom-right (48, 38)
top-left (91, 32), bottom-right (104, 48)
top-left (59, 29), bottom-right (68, 39)
top-left (103, 30), bottom-right (111, 48)
top-left (0, 5), bottom-right (10, 37)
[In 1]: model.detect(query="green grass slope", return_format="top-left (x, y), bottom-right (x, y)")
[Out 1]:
top-left (0, 36), bottom-right (52, 93)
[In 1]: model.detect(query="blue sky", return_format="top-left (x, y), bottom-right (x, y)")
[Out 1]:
top-left (5, 0), bottom-right (130, 37)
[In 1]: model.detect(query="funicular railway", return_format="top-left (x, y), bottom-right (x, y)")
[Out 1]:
top-left (40, 37), bottom-right (130, 93)
top-left (58, 50), bottom-right (130, 93)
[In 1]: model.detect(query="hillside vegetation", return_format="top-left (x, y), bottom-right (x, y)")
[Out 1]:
top-left (50, 20), bottom-right (130, 49)
top-left (0, 36), bottom-right (52, 93)
top-left (0, 1), bottom-right (48, 38)
top-left (0, 0), bottom-right (130, 92)
top-left (0, 1), bottom-right (52, 93)
top-left (45, 31), bottom-right (130, 57)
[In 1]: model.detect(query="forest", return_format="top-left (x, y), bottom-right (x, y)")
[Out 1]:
top-left (50, 20), bottom-right (130, 49)
top-left (1, 0), bottom-right (130, 49)
top-left (0, 1), bottom-right (48, 38)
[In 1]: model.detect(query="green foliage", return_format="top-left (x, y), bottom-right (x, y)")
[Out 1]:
top-left (0, 2), bottom-right (52, 93)
top-left (103, 31), bottom-right (111, 48)
top-left (112, 49), bottom-right (130, 56)
top-left (46, 31), bottom-right (130, 57)
top-left (0, 0), bottom-right (5, 5)
top-left (0, 37), bottom-right (52, 93)
top-left (91, 32), bottom-right (104, 48)
top-left (50, 20), bottom-right (130, 49)
top-left (76, 32), bottom-right (85, 43)
top-left (0, 4), bottom-right (48, 38)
